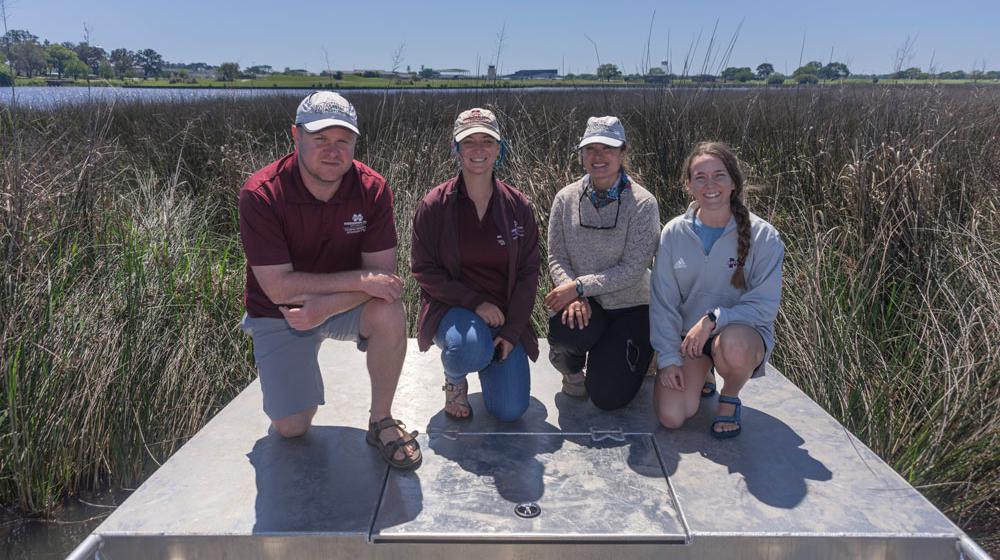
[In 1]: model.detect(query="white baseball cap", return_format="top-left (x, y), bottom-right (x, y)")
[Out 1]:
top-left (578, 116), bottom-right (626, 148)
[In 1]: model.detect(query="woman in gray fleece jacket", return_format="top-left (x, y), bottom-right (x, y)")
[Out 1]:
top-left (544, 116), bottom-right (660, 410)
top-left (650, 142), bottom-right (783, 439)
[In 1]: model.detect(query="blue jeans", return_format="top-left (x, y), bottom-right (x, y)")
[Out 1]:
top-left (434, 307), bottom-right (530, 422)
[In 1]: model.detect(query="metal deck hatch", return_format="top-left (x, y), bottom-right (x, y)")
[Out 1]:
top-left (371, 433), bottom-right (687, 543)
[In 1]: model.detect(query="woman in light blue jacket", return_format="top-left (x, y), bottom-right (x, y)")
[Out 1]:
top-left (650, 142), bottom-right (784, 439)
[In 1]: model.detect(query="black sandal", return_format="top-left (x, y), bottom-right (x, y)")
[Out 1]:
top-left (366, 417), bottom-right (422, 470)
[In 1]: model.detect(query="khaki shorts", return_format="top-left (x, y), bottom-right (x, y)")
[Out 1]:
top-left (241, 306), bottom-right (366, 420)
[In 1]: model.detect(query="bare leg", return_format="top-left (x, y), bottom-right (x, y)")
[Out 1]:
top-left (711, 325), bottom-right (764, 435)
top-left (702, 369), bottom-right (717, 396)
top-left (654, 355), bottom-right (713, 429)
top-left (272, 406), bottom-right (318, 438)
top-left (359, 298), bottom-right (415, 462)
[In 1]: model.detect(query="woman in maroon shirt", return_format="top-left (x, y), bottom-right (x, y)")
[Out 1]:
top-left (410, 108), bottom-right (541, 421)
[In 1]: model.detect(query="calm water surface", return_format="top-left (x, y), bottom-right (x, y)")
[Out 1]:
top-left (0, 84), bottom-right (718, 109)
top-left (0, 86), bottom-right (384, 108)
top-left (1, 488), bottom-right (134, 558)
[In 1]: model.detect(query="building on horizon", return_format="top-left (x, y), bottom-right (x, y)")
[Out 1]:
top-left (437, 68), bottom-right (471, 79)
top-left (510, 69), bottom-right (559, 80)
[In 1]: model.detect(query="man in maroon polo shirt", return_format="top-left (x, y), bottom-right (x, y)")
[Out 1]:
top-left (238, 91), bottom-right (420, 470)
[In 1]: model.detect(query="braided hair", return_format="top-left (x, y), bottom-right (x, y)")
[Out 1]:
top-left (680, 142), bottom-right (751, 289)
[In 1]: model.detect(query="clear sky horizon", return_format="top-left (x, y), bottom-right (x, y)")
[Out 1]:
top-left (6, 0), bottom-right (998, 76)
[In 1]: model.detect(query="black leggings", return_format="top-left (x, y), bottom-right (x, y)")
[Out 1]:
top-left (547, 300), bottom-right (654, 410)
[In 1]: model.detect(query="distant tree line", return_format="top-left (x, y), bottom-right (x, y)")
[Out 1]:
top-left (2, 28), bottom-right (999, 87)
top-left (0, 29), bottom-right (168, 82)
top-left (0, 29), bottom-right (283, 84)
top-left (609, 58), bottom-right (998, 85)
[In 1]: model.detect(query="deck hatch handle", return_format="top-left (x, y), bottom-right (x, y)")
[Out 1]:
top-left (590, 427), bottom-right (625, 442)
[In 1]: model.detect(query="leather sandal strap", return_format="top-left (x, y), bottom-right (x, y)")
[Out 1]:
top-left (385, 431), bottom-right (420, 453)
top-left (442, 381), bottom-right (471, 408)
top-left (371, 416), bottom-right (405, 435)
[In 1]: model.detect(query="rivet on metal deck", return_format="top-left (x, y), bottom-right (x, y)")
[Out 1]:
top-left (82, 340), bottom-right (975, 559)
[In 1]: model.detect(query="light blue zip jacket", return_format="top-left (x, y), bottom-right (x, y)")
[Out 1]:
top-left (650, 203), bottom-right (784, 376)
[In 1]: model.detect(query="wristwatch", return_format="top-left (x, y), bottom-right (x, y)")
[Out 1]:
top-left (705, 310), bottom-right (717, 325)
top-left (575, 279), bottom-right (585, 297)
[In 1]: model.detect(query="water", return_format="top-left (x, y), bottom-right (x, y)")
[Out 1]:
top-left (1, 488), bottom-right (133, 558)
top-left (0, 85), bottom-right (545, 109)
top-left (0, 84), bottom-right (719, 109)
top-left (0, 86), bottom-right (336, 109)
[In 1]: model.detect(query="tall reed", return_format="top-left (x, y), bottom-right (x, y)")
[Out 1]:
top-left (0, 86), bottom-right (996, 549)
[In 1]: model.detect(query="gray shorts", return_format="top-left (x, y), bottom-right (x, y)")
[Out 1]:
top-left (240, 306), bottom-right (366, 420)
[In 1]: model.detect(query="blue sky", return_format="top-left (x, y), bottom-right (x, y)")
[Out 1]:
top-left (7, 0), bottom-right (998, 75)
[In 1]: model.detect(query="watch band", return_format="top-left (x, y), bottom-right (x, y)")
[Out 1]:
top-left (575, 279), bottom-right (584, 297)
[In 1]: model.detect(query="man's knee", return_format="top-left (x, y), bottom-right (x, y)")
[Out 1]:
top-left (363, 299), bottom-right (406, 339)
top-left (272, 410), bottom-right (314, 438)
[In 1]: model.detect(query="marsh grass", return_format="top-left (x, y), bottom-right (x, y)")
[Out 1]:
top-left (1, 86), bottom-right (997, 548)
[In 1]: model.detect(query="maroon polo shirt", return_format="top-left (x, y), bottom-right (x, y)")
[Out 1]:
top-left (457, 188), bottom-right (509, 310)
top-left (239, 153), bottom-right (397, 318)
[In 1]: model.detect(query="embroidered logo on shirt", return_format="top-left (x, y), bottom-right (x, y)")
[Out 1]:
top-left (510, 221), bottom-right (525, 240)
top-left (673, 258), bottom-right (687, 269)
top-left (343, 213), bottom-right (366, 234)
top-left (728, 257), bottom-right (744, 269)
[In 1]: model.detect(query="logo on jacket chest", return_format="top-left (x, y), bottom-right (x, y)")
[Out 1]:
top-left (343, 213), bottom-right (366, 234)
top-left (493, 220), bottom-right (524, 247)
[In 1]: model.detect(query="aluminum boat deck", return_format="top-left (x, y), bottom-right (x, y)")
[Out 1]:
top-left (73, 340), bottom-right (986, 559)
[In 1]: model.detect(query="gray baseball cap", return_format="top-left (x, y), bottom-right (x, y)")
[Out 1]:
top-left (578, 116), bottom-right (626, 148)
top-left (295, 91), bottom-right (360, 135)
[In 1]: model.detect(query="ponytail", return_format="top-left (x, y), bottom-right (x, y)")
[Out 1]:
top-left (730, 196), bottom-right (751, 289)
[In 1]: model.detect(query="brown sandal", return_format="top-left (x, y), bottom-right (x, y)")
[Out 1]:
top-left (442, 380), bottom-right (473, 420)
top-left (366, 417), bottom-right (422, 470)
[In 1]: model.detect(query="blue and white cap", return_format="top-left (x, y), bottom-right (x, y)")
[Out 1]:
top-left (295, 91), bottom-right (360, 135)
top-left (578, 116), bottom-right (626, 148)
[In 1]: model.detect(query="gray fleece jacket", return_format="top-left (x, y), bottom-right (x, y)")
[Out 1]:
top-left (650, 203), bottom-right (784, 376)
top-left (548, 177), bottom-right (660, 310)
